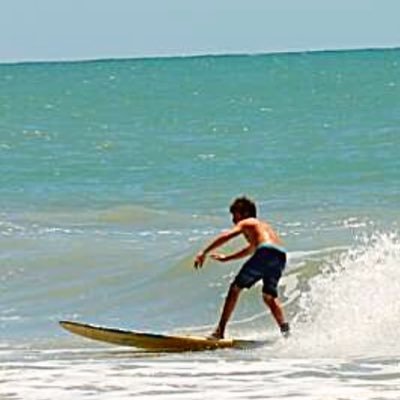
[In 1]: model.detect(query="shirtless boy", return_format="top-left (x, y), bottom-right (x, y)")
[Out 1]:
top-left (194, 197), bottom-right (290, 339)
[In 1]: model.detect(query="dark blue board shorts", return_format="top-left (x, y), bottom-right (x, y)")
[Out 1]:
top-left (232, 244), bottom-right (287, 298)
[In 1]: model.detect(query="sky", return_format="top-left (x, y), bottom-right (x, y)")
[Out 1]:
top-left (0, 0), bottom-right (399, 63)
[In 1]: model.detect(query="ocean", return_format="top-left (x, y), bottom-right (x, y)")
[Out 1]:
top-left (1, 48), bottom-right (399, 399)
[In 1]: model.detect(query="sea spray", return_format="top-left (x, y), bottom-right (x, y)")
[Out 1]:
top-left (284, 232), bottom-right (400, 357)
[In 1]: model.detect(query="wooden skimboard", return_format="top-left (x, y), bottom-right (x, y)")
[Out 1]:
top-left (59, 320), bottom-right (262, 352)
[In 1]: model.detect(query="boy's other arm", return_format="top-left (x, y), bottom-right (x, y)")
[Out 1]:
top-left (211, 244), bottom-right (254, 263)
top-left (194, 226), bottom-right (242, 269)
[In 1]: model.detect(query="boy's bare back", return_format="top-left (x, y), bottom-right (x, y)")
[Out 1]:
top-left (237, 217), bottom-right (283, 249)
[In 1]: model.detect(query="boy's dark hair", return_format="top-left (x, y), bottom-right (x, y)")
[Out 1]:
top-left (229, 197), bottom-right (257, 218)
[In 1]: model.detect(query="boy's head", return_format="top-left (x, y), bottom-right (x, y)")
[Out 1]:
top-left (229, 197), bottom-right (257, 223)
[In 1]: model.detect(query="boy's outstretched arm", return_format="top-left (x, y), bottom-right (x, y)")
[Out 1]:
top-left (194, 226), bottom-right (242, 269)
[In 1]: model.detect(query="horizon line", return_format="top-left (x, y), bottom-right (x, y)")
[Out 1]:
top-left (1, 44), bottom-right (399, 66)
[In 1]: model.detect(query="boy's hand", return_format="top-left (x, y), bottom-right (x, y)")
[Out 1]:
top-left (211, 253), bottom-right (228, 262)
top-left (194, 252), bottom-right (206, 269)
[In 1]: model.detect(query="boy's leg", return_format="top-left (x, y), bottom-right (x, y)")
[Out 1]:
top-left (262, 293), bottom-right (290, 337)
top-left (211, 283), bottom-right (242, 339)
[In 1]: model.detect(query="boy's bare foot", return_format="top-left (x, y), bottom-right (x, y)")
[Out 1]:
top-left (208, 328), bottom-right (224, 340)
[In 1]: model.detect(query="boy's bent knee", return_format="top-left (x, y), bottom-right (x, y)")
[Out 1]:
top-left (262, 292), bottom-right (277, 304)
top-left (229, 283), bottom-right (242, 294)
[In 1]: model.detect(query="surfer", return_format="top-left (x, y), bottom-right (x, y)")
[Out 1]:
top-left (194, 196), bottom-right (290, 339)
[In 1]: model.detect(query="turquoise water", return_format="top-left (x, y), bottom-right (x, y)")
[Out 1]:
top-left (1, 49), bottom-right (400, 399)
top-left (1, 50), bottom-right (399, 214)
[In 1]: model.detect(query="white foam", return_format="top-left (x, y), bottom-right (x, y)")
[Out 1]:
top-left (282, 232), bottom-right (400, 358)
top-left (1, 350), bottom-right (399, 400)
